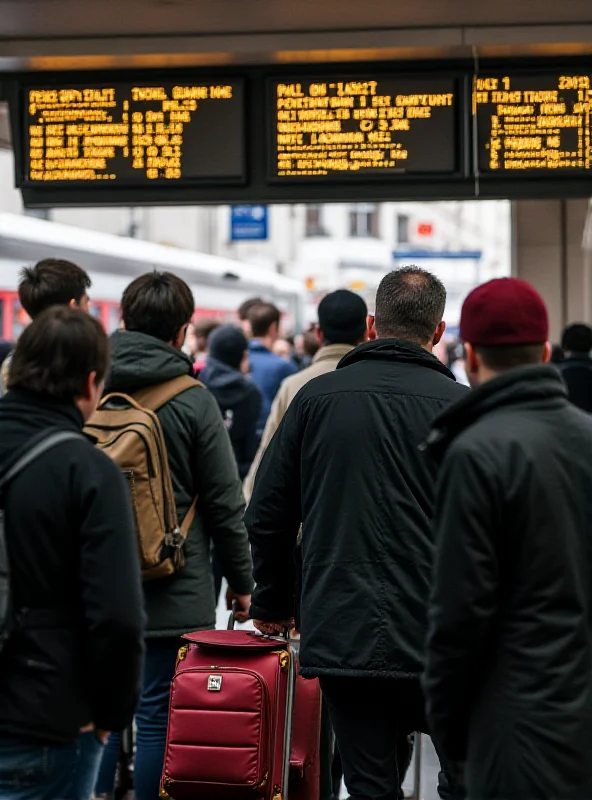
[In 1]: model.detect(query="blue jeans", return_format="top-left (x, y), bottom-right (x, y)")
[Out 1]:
top-left (95, 637), bottom-right (180, 800)
top-left (0, 730), bottom-right (105, 800)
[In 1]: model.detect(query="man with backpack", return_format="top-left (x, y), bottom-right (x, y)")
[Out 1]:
top-left (0, 258), bottom-right (92, 396)
top-left (94, 271), bottom-right (253, 800)
top-left (0, 306), bottom-right (145, 800)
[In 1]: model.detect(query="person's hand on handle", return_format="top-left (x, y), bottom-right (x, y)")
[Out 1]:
top-left (253, 618), bottom-right (296, 636)
top-left (227, 588), bottom-right (251, 623)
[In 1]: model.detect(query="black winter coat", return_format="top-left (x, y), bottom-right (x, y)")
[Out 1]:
top-left (106, 331), bottom-right (253, 637)
top-left (0, 389), bottom-right (145, 744)
top-left (557, 353), bottom-right (592, 412)
top-left (200, 357), bottom-right (263, 479)
top-left (424, 366), bottom-right (592, 800)
top-left (245, 339), bottom-right (466, 679)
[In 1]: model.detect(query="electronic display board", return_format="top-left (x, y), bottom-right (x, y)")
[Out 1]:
top-left (473, 73), bottom-right (592, 172)
top-left (269, 77), bottom-right (458, 179)
top-left (23, 80), bottom-right (245, 185)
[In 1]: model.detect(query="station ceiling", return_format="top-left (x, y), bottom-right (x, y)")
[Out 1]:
top-left (1, 0), bottom-right (592, 70)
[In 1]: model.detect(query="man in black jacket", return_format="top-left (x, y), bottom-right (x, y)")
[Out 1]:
top-left (0, 307), bottom-right (145, 800)
top-left (557, 322), bottom-right (592, 411)
top-left (245, 267), bottom-right (467, 800)
top-left (96, 272), bottom-right (254, 800)
top-left (424, 278), bottom-right (592, 800)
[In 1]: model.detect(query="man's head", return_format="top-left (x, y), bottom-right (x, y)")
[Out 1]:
top-left (460, 277), bottom-right (550, 387)
top-left (8, 306), bottom-right (109, 421)
top-left (317, 289), bottom-right (368, 347)
top-left (121, 271), bottom-right (194, 350)
top-left (248, 302), bottom-right (282, 343)
top-left (192, 318), bottom-right (221, 354)
top-left (208, 325), bottom-right (249, 373)
top-left (561, 323), bottom-right (592, 355)
top-left (373, 267), bottom-right (447, 349)
top-left (19, 258), bottom-right (91, 319)
top-left (238, 297), bottom-right (263, 337)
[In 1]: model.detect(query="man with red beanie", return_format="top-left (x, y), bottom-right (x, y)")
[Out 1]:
top-left (424, 278), bottom-right (592, 800)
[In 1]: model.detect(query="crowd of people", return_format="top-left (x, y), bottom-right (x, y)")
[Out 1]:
top-left (1, 258), bottom-right (592, 800)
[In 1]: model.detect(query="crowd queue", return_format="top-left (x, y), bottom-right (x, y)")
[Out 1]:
top-left (1, 258), bottom-right (592, 800)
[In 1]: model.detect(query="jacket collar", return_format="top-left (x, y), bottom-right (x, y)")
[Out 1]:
top-left (313, 343), bottom-right (354, 365)
top-left (1, 388), bottom-right (84, 429)
top-left (248, 340), bottom-right (270, 354)
top-left (424, 364), bottom-right (568, 458)
top-left (337, 338), bottom-right (455, 381)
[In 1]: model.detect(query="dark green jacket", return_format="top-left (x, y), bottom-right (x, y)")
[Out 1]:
top-left (106, 330), bottom-right (253, 638)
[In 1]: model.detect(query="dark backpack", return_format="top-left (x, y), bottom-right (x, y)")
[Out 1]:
top-left (0, 430), bottom-right (84, 654)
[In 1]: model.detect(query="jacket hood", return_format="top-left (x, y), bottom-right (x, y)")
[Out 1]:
top-left (338, 338), bottom-right (455, 381)
top-left (105, 330), bottom-right (194, 394)
top-left (424, 364), bottom-right (568, 458)
top-left (200, 357), bottom-right (256, 407)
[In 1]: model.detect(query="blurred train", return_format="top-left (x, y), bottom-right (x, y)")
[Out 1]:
top-left (0, 213), bottom-right (305, 340)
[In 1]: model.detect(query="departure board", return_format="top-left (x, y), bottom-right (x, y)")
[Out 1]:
top-left (24, 80), bottom-right (244, 184)
top-left (474, 73), bottom-right (592, 173)
top-left (270, 77), bottom-right (458, 178)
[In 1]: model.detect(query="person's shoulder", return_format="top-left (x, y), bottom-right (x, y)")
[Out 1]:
top-left (270, 352), bottom-right (296, 372)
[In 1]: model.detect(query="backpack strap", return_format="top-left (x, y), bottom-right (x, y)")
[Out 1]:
top-left (133, 375), bottom-right (203, 413)
top-left (133, 376), bottom-right (202, 534)
top-left (0, 431), bottom-right (84, 494)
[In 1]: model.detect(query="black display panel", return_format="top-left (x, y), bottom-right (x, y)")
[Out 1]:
top-left (474, 72), bottom-right (592, 173)
top-left (23, 80), bottom-right (244, 185)
top-left (269, 77), bottom-right (458, 179)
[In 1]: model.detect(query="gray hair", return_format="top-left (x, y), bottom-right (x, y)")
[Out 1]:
top-left (374, 267), bottom-right (446, 344)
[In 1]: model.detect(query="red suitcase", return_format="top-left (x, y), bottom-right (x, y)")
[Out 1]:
top-left (160, 629), bottom-right (296, 800)
top-left (289, 673), bottom-right (321, 800)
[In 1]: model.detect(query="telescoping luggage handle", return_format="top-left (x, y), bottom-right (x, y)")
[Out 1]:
top-left (227, 610), bottom-right (297, 800)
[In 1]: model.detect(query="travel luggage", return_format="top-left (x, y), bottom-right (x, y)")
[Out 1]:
top-left (160, 628), bottom-right (296, 799)
top-left (289, 670), bottom-right (321, 800)
top-left (85, 375), bottom-right (200, 581)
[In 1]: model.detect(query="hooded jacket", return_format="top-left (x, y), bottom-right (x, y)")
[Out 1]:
top-left (245, 339), bottom-right (466, 680)
top-left (199, 356), bottom-right (262, 479)
top-left (424, 366), bottom-right (592, 800)
top-left (106, 331), bottom-right (254, 637)
top-left (0, 389), bottom-right (145, 744)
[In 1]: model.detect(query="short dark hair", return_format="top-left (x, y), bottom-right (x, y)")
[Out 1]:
top-left (121, 271), bottom-right (194, 343)
top-left (374, 267), bottom-right (446, 343)
top-left (303, 330), bottom-right (321, 357)
top-left (475, 344), bottom-right (545, 372)
top-left (561, 323), bottom-right (592, 353)
top-left (8, 306), bottom-right (109, 401)
top-left (249, 302), bottom-right (281, 338)
top-left (19, 259), bottom-right (91, 319)
top-left (193, 318), bottom-right (221, 339)
top-left (238, 297), bottom-right (263, 321)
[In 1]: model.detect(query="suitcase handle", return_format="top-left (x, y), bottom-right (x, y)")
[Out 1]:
top-left (228, 602), bottom-right (291, 641)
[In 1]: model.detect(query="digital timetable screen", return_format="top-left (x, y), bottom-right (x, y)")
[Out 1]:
top-left (23, 80), bottom-right (245, 184)
top-left (269, 76), bottom-right (458, 179)
top-left (473, 73), bottom-right (592, 173)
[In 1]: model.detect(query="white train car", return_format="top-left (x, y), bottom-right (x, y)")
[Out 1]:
top-left (0, 212), bottom-right (305, 340)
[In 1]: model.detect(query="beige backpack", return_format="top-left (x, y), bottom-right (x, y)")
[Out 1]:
top-left (85, 375), bottom-right (200, 581)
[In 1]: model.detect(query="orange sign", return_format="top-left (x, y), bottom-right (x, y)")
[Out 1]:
top-left (417, 222), bottom-right (433, 236)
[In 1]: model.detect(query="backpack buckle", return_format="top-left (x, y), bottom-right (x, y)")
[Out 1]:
top-left (164, 527), bottom-right (184, 548)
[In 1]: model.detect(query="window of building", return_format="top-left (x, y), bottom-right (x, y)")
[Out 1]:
top-left (396, 214), bottom-right (410, 244)
top-left (305, 204), bottom-right (328, 237)
top-left (349, 204), bottom-right (379, 238)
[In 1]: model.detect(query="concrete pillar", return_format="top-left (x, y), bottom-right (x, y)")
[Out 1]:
top-left (512, 198), bottom-right (590, 342)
